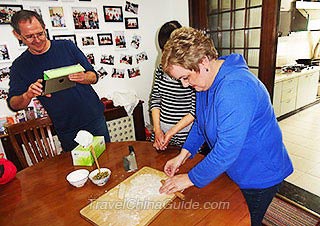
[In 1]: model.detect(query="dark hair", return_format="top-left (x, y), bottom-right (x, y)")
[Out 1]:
top-left (10, 10), bottom-right (45, 34)
top-left (158, 20), bottom-right (182, 50)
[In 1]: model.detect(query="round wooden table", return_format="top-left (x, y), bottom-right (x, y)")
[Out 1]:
top-left (0, 141), bottom-right (250, 225)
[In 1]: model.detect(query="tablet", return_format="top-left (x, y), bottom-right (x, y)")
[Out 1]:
top-left (42, 75), bottom-right (75, 95)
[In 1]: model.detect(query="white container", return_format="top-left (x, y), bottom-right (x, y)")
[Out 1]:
top-left (66, 169), bottom-right (89, 188)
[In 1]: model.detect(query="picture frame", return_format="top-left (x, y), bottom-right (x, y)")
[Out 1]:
top-left (97, 33), bottom-right (113, 45)
top-left (103, 6), bottom-right (123, 22)
top-left (72, 7), bottom-right (99, 30)
top-left (0, 4), bottom-right (23, 24)
top-left (53, 34), bottom-right (77, 46)
top-left (0, 44), bottom-right (11, 62)
top-left (81, 35), bottom-right (95, 47)
top-left (49, 6), bottom-right (66, 28)
top-left (125, 1), bottom-right (138, 15)
top-left (125, 17), bottom-right (138, 29)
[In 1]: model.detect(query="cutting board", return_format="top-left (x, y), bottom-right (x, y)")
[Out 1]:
top-left (80, 166), bottom-right (175, 226)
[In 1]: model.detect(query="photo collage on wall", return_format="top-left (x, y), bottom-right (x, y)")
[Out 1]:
top-left (0, 0), bottom-right (148, 87)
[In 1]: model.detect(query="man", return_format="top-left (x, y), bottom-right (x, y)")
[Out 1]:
top-left (8, 10), bottom-right (110, 151)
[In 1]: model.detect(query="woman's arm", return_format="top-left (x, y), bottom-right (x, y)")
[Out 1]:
top-left (162, 113), bottom-right (194, 149)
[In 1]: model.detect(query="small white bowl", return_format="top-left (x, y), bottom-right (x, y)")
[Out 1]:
top-left (89, 168), bottom-right (111, 186)
top-left (66, 169), bottom-right (89, 188)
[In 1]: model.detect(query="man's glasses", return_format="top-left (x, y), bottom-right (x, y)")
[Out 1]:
top-left (20, 30), bottom-right (46, 42)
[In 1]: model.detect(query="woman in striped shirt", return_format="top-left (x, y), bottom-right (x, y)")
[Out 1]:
top-left (150, 21), bottom-right (195, 151)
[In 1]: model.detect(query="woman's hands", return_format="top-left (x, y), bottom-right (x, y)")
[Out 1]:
top-left (159, 174), bottom-right (194, 195)
top-left (159, 149), bottom-right (193, 194)
top-left (153, 129), bottom-right (165, 150)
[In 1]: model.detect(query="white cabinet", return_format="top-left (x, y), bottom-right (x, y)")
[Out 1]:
top-left (280, 78), bottom-right (298, 115)
top-left (273, 70), bottom-right (320, 117)
top-left (296, 71), bottom-right (319, 109)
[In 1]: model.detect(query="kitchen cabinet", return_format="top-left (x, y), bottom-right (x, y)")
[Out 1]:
top-left (280, 77), bottom-right (298, 115)
top-left (296, 71), bottom-right (319, 109)
top-left (273, 69), bottom-right (320, 117)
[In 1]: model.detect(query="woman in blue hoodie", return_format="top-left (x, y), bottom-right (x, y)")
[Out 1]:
top-left (159, 27), bottom-right (293, 226)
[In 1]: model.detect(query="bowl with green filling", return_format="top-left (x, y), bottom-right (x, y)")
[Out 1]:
top-left (89, 168), bottom-right (111, 186)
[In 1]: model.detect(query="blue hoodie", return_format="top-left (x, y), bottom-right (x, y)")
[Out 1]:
top-left (184, 54), bottom-right (293, 189)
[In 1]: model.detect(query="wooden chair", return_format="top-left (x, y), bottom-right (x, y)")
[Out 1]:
top-left (7, 116), bottom-right (58, 169)
top-left (102, 99), bottom-right (146, 142)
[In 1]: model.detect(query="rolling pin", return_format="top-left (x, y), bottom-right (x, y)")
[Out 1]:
top-left (160, 179), bottom-right (185, 201)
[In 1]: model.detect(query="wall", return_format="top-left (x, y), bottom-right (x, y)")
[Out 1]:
top-left (0, 0), bottom-right (189, 125)
top-left (276, 31), bottom-right (320, 66)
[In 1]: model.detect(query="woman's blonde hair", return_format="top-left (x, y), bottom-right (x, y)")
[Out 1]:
top-left (161, 27), bottom-right (218, 73)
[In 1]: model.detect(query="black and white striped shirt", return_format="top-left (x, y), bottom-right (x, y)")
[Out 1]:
top-left (149, 66), bottom-right (196, 145)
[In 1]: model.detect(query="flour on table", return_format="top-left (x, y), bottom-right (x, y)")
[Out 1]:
top-left (124, 174), bottom-right (163, 201)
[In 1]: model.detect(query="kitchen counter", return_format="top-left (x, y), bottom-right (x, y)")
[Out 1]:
top-left (275, 66), bottom-right (320, 83)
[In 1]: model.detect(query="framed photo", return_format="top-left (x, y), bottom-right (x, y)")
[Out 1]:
top-left (86, 53), bottom-right (95, 65)
top-left (111, 68), bottom-right (125, 78)
top-left (100, 54), bottom-right (114, 65)
top-left (27, 6), bottom-right (42, 18)
top-left (114, 31), bottom-right (126, 49)
top-left (53, 34), bottom-right (77, 46)
top-left (0, 44), bottom-right (10, 62)
top-left (49, 7), bottom-right (66, 28)
top-left (125, 1), bottom-right (138, 14)
top-left (0, 4), bottom-right (23, 24)
top-left (97, 33), bottom-right (113, 46)
top-left (72, 7), bottom-right (99, 30)
top-left (103, 6), bottom-right (123, 22)
top-left (81, 36), bottom-right (95, 47)
top-left (125, 17), bottom-right (138, 29)
top-left (128, 67), bottom-right (140, 78)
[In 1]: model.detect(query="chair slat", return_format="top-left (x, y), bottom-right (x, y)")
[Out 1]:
top-left (26, 129), bottom-right (42, 162)
top-left (34, 127), bottom-right (47, 160)
top-left (40, 127), bottom-right (53, 158)
top-left (8, 134), bottom-right (29, 168)
top-left (20, 132), bottom-right (37, 165)
top-left (46, 125), bottom-right (57, 156)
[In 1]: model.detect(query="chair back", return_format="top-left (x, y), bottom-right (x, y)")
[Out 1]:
top-left (103, 99), bottom-right (146, 142)
top-left (7, 116), bottom-right (58, 169)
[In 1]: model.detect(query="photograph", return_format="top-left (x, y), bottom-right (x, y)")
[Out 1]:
top-left (111, 68), bottom-right (125, 78)
top-left (120, 54), bottom-right (133, 65)
top-left (136, 51), bottom-right (148, 64)
top-left (97, 66), bottom-right (108, 80)
top-left (100, 54), bottom-right (114, 65)
top-left (131, 34), bottom-right (141, 49)
top-left (103, 6), bottom-right (123, 22)
top-left (27, 6), bottom-right (42, 18)
top-left (114, 31), bottom-right (126, 49)
top-left (72, 7), bottom-right (99, 29)
top-left (127, 67), bottom-right (140, 78)
top-left (0, 44), bottom-right (10, 61)
top-left (0, 4), bottom-right (23, 24)
top-left (125, 17), bottom-right (138, 29)
top-left (86, 53), bottom-right (95, 65)
top-left (0, 88), bottom-right (8, 100)
top-left (49, 7), bottom-right (66, 28)
top-left (53, 34), bottom-right (77, 46)
top-left (97, 33), bottom-right (113, 45)
top-left (125, 1), bottom-right (138, 14)
top-left (0, 66), bottom-right (10, 82)
top-left (81, 36), bottom-right (95, 46)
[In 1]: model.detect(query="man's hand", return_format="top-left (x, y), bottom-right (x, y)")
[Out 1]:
top-left (26, 79), bottom-right (51, 98)
top-left (68, 71), bottom-right (97, 84)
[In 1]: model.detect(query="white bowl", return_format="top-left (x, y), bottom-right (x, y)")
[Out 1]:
top-left (89, 168), bottom-right (111, 186)
top-left (66, 169), bottom-right (89, 188)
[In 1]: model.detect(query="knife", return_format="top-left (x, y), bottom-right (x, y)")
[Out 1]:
top-left (123, 145), bottom-right (138, 172)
